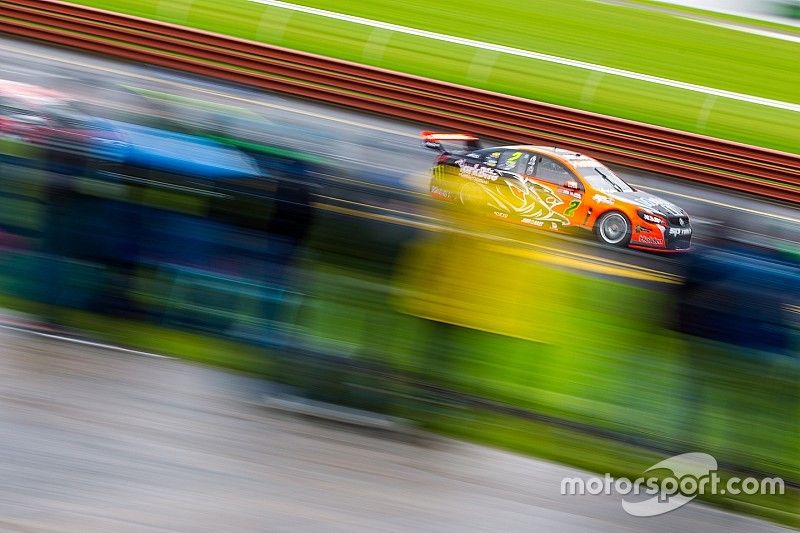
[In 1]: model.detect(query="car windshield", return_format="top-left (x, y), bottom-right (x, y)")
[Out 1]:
top-left (576, 165), bottom-right (634, 193)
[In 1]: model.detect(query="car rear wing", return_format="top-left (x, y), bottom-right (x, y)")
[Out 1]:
top-left (421, 131), bottom-right (480, 154)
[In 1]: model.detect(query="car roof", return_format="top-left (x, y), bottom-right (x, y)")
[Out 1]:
top-left (491, 145), bottom-right (601, 167)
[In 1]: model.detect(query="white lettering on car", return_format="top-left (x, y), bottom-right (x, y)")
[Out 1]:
top-left (636, 236), bottom-right (664, 245)
top-left (640, 212), bottom-right (663, 224)
top-left (592, 193), bottom-right (614, 205)
top-left (521, 218), bottom-right (544, 226)
top-left (456, 160), bottom-right (499, 182)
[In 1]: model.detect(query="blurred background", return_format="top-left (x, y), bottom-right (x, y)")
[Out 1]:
top-left (0, 0), bottom-right (798, 530)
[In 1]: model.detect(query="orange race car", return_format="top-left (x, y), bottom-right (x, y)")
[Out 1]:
top-left (422, 131), bottom-right (692, 251)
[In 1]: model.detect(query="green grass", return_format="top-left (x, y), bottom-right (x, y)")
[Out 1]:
top-left (66, 0), bottom-right (800, 153)
top-left (629, 0), bottom-right (800, 35)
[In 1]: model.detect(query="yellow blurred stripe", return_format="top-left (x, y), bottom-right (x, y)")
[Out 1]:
top-left (314, 202), bottom-right (682, 284)
top-left (487, 244), bottom-right (681, 284)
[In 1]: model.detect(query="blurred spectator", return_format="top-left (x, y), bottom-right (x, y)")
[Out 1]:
top-left (674, 233), bottom-right (797, 354)
top-left (264, 163), bottom-right (315, 288)
top-left (41, 136), bottom-right (146, 320)
top-left (673, 228), bottom-right (799, 452)
top-left (393, 204), bottom-right (569, 393)
top-left (40, 138), bottom-right (88, 321)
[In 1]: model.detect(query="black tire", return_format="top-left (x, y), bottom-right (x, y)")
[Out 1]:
top-left (595, 211), bottom-right (632, 247)
top-left (459, 181), bottom-right (488, 214)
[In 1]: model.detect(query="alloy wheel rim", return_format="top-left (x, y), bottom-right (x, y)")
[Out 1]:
top-left (601, 214), bottom-right (628, 244)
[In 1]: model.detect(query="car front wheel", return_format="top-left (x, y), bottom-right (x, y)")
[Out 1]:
top-left (595, 211), bottom-right (631, 247)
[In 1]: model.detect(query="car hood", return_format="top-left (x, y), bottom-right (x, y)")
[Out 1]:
top-left (609, 190), bottom-right (686, 217)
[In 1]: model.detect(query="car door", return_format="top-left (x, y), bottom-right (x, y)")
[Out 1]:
top-left (524, 155), bottom-right (588, 230)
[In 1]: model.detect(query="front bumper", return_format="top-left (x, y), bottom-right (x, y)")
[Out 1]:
top-left (664, 223), bottom-right (693, 250)
top-left (630, 220), bottom-right (693, 251)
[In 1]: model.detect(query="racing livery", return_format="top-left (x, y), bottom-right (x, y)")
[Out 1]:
top-left (423, 131), bottom-right (692, 251)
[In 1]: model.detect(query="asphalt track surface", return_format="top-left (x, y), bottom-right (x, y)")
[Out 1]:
top-left (1, 36), bottom-right (798, 287)
top-left (0, 326), bottom-right (788, 532)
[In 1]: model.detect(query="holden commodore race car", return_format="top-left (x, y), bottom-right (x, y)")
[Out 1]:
top-left (423, 131), bottom-right (692, 251)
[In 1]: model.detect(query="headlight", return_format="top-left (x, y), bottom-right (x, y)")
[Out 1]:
top-left (637, 210), bottom-right (667, 226)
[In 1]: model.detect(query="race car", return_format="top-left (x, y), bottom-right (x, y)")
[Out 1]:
top-left (423, 131), bottom-right (692, 251)
top-left (0, 79), bottom-right (122, 157)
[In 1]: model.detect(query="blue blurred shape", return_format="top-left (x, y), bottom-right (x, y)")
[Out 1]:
top-left (105, 120), bottom-right (261, 179)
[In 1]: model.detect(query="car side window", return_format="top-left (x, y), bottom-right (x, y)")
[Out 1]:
top-left (497, 150), bottom-right (531, 173)
top-left (534, 156), bottom-right (574, 185)
top-left (524, 155), bottom-right (538, 177)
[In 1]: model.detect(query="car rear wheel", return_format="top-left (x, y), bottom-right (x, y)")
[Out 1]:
top-left (595, 211), bottom-right (631, 247)
top-left (459, 182), bottom-right (488, 213)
